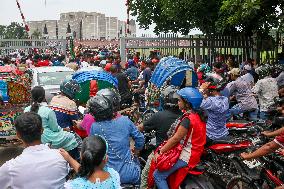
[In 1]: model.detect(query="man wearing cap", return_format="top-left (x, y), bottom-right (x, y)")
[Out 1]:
top-left (240, 64), bottom-right (255, 88)
top-left (226, 68), bottom-right (258, 121)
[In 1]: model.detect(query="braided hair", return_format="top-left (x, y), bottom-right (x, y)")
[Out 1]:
top-left (30, 86), bottom-right (45, 113)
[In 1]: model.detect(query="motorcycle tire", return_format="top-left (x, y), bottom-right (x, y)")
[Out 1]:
top-left (226, 175), bottom-right (261, 189)
top-left (181, 174), bottom-right (214, 189)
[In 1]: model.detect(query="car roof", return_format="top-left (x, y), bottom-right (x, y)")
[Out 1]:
top-left (29, 66), bottom-right (74, 73)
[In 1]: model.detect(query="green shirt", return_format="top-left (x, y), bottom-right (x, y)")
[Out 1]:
top-left (24, 104), bottom-right (78, 151)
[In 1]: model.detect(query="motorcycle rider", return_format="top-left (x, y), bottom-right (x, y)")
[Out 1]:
top-left (225, 67), bottom-right (258, 121)
top-left (253, 65), bottom-right (279, 120)
top-left (89, 95), bottom-right (144, 185)
top-left (241, 105), bottom-right (284, 184)
top-left (110, 65), bottom-right (133, 106)
top-left (24, 86), bottom-right (79, 160)
top-left (139, 86), bottom-right (182, 189)
top-left (199, 73), bottom-right (229, 144)
top-left (74, 88), bottom-right (121, 135)
top-left (49, 80), bottom-right (81, 131)
top-left (125, 59), bottom-right (139, 81)
top-left (150, 87), bottom-right (206, 189)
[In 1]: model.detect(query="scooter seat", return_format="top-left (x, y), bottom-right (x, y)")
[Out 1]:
top-left (211, 137), bottom-right (243, 145)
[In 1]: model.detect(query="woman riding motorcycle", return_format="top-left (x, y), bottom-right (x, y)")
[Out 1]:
top-left (89, 94), bottom-right (145, 185)
top-left (151, 87), bottom-right (206, 189)
top-left (24, 86), bottom-right (79, 160)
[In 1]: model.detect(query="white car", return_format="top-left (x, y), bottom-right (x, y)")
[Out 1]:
top-left (28, 66), bottom-right (74, 102)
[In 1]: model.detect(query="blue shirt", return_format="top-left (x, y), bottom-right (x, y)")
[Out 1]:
top-left (90, 116), bottom-right (144, 184)
top-left (54, 111), bottom-right (79, 129)
top-left (64, 167), bottom-right (120, 189)
top-left (142, 67), bottom-right (152, 88)
top-left (200, 96), bottom-right (229, 140)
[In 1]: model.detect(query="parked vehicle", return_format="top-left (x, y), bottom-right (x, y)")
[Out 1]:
top-left (27, 66), bottom-right (74, 102)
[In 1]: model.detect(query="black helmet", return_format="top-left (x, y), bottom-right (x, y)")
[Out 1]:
top-left (87, 95), bottom-right (113, 121)
top-left (255, 64), bottom-right (272, 79)
top-left (161, 86), bottom-right (179, 108)
top-left (96, 88), bottom-right (121, 112)
top-left (205, 73), bottom-right (227, 91)
top-left (60, 79), bottom-right (80, 99)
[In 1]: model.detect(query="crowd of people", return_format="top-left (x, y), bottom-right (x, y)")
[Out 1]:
top-left (0, 48), bottom-right (284, 189)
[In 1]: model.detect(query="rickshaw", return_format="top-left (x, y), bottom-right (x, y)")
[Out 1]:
top-left (146, 56), bottom-right (198, 112)
top-left (0, 65), bottom-right (31, 142)
top-left (72, 70), bottom-right (118, 104)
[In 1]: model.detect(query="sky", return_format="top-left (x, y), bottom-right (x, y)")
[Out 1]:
top-left (0, 0), bottom-right (202, 36)
top-left (0, 0), bottom-right (157, 36)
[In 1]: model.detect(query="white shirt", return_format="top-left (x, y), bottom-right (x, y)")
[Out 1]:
top-left (0, 144), bottom-right (69, 189)
top-left (252, 76), bottom-right (279, 112)
top-left (80, 61), bottom-right (89, 68)
top-left (240, 73), bottom-right (254, 88)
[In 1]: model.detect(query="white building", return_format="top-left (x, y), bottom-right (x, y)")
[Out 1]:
top-left (27, 11), bottom-right (136, 40)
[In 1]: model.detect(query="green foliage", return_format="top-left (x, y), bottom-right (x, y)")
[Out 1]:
top-left (130, 0), bottom-right (283, 36)
top-left (0, 22), bottom-right (29, 39)
top-left (31, 28), bottom-right (42, 39)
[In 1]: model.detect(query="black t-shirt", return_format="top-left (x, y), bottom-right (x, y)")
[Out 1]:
top-left (180, 117), bottom-right (190, 129)
top-left (113, 72), bottom-right (132, 102)
top-left (143, 110), bottom-right (181, 147)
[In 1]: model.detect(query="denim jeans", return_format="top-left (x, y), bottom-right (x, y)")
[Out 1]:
top-left (228, 104), bottom-right (258, 121)
top-left (154, 160), bottom-right (187, 189)
top-left (259, 111), bottom-right (268, 120)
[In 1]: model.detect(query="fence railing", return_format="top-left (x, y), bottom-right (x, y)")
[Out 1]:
top-left (120, 34), bottom-right (282, 65)
top-left (0, 39), bottom-right (67, 56)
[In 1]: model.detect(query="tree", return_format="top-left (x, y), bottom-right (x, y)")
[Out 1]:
top-left (129, 0), bottom-right (283, 36)
top-left (31, 28), bottom-right (42, 39)
top-left (217, 0), bottom-right (283, 36)
top-left (0, 22), bottom-right (29, 39)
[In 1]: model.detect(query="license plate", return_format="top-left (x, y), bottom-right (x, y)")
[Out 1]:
top-left (243, 159), bottom-right (262, 169)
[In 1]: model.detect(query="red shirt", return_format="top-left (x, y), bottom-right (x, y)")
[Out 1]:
top-left (274, 132), bottom-right (284, 148)
top-left (37, 60), bottom-right (50, 67)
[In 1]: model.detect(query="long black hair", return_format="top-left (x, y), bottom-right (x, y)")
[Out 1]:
top-left (181, 97), bottom-right (207, 122)
top-left (30, 86), bottom-right (45, 113)
top-left (78, 136), bottom-right (107, 178)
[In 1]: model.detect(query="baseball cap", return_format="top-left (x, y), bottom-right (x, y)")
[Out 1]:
top-left (228, 68), bottom-right (240, 76)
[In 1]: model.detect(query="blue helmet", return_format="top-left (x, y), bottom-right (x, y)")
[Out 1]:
top-left (176, 87), bottom-right (203, 109)
top-left (128, 59), bottom-right (135, 67)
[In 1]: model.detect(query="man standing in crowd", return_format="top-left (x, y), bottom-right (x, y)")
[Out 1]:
top-left (0, 112), bottom-right (69, 189)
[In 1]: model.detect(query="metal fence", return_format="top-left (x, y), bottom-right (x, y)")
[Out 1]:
top-left (0, 39), bottom-right (67, 56)
top-left (120, 34), bottom-right (282, 64)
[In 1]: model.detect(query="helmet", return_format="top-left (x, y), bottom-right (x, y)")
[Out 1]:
top-left (205, 73), bottom-right (227, 91)
top-left (87, 95), bottom-right (113, 121)
top-left (271, 64), bottom-right (284, 78)
top-left (161, 86), bottom-right (179, 108)
top-left (255, 64), bottom-right (271, 79)
top-left (96, 88), bottom-right (121, 112)
top-left (176, 87), bottom-right (203, 110)
top-left (128, 59), bottom-right (135, 67)
top-left (60, 79), bottom-right (80, 99)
